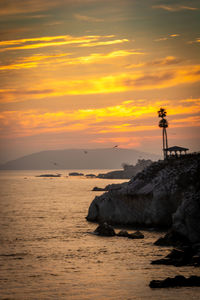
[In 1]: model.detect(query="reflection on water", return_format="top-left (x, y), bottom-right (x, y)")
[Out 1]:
top-left (0, 170), bottom-right (199, 299)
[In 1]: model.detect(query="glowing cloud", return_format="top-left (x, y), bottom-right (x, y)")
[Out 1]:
top-left (79, 39), bottom-right (129, 48)
top-left (0, 49), bottom-right (143, 71)
top-left (0, 34), bottom-right (123, 52)
top-left (0, 98), bottom-right (199, 140)
top-left (74, 14), bottom-right (104, 22)
top-left (153, 5), bottom-right (198, 12)
top-left (1, 65), bottom-right (200, 102)
top-left (127, 56), bottom-right (183, 69)
top-left (154, 34), bottom-right (180, 42)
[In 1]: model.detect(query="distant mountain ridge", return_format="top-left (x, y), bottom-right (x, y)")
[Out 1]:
top-left (0, 148), bottom-right (160, 170)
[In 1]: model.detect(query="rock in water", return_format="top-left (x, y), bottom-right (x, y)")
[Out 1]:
top-left (85, 174), bottom-right (96, 178)
top-left (128, 231), bottom-right (144, 239)
top-left (36, 174), bottom-right (61, 177)
top-left (151, 246), bottom-right (200, 267)
top-left (117, 230), bottom-right (130, 237)
top-left (154, 230), bottom-right (190, 247)
top-left (69, 172), bottom-right (84, 176)
top-left (92, 187), bottom-right (106, 191)
top-left (116, 230), bottom-right (144, 239)
top-left (149, 275), bottom-right (200, 288)
top-left (93, 222), bottom-right (115, 236)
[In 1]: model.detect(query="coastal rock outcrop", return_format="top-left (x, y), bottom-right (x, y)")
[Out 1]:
top-left (116, 230), bottom-right (144, 239)
top-left (149, 275), bottom-right (200, 288)
top-left (92, 187), bottom-right (107, 191)
top-left (151, 247), bottom-right (200, 267)
top-left (69, 172), bottom-right (84, 176)
top-left (93, 222), bottom-right (116, 236)
top-left (36, 174), bottom-right (61, 177)
top-left (92, 183), bottom-right (123, 192)
top-left (87, 153), bottom-right (200, 242)
top-left (97, 159), bottom-right (153, 179)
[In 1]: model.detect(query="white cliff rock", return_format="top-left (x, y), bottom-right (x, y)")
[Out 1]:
top-left (87, 153), bottom-right (200, 236)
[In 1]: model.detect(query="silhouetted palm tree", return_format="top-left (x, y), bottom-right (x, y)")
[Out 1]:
top-left (158, 108), bottom-right (168, 159)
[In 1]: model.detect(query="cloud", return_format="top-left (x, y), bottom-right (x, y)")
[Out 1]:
top-left (187, 38), bottom-right (200, 44)
top-left (0, 0), bottom-right (58, 16)
top-left (0, 98), bottom-right (199, 140)
top-left (79, 39), bottom-right (129, 48)
top-left (152, 5), bottom-right (198, 12)
top-left (0, 88), bottom-right (55, 103)
top-left (0, 53), bottom-right (70, 70)
top-left (147, 56), bottom-right (183, 66)
top-left (74, 14), bottom-right (104, 22)
top-left (124, 72), bottom-right (175, 87)
top-left (0, 49), bottom-right (143, 71)
top-left (0, 35), bottom-right (100, 52)
top-left (0, 34), bottom-right (128, 52)
top-left (35, 64), bottom-right (200, 95)
top-left (0, 35), bottom-right (93, 46)
top-left (1, 64), bottom-right (200, 103)
top-left (127, 56), bottom-right (183, 69)
top-left (169, 34), bottom-right (180, 37)
top-left (154, 34), bottom-right (180, 42)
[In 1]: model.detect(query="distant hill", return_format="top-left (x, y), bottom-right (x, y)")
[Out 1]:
top-left (0, 148), bottom-right (160, 170)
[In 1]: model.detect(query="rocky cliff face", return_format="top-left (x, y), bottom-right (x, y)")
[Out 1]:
top-left (87, 153), bottom-right (200, 243)
top-left (97, 159), bottom-right (153, 179)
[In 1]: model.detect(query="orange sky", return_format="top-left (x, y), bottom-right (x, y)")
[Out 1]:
top-left (0, 0), bottom-right (200, 162)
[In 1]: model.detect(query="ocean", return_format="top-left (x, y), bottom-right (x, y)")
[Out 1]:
top-left (0, 170), bottom-right (199, 300)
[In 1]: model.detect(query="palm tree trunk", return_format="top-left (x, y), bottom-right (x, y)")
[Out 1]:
top-left (162, 127), bottom-right (165, 159)
top-left (165, 127), bottom-right (168, 149)
top-left (164, 128), bottom-right (167, 159)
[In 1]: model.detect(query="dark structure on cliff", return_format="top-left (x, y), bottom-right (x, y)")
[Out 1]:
top-left (164, 146), bottom-right (189, 158)
top-left (157, 109), bottom-right (189, 160)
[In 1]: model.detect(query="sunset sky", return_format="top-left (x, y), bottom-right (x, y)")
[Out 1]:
top-left (0, 0), bottom-right (200, 163)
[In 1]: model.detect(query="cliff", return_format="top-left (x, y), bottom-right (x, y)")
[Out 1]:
top-left (87, 153), bottom-right (200, 244)
top-left (97, 159), bottom-right (153, 179)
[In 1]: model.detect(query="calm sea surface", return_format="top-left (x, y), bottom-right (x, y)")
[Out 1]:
top-left (0, 170), bottom-right (199, 300)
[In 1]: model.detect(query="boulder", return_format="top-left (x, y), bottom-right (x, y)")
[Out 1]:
top-left (36, 173), bottom-right (61, 177)
top-left (151, 246), bottom-right (200, 267)
top-left (93, 222), bottom-right (115, 237)
top-left (69, 172), bottom-right (84, 176)
top-left (92, 187), bottom-right (106, 191)
top-left (154, 230), bottom-right (190, 247)
top-left (150, 275), bottom-right (200, 288)
top-left (128, 231), bottom-right (144, 239)
top-left (117, 230), bottom-right (129, 237)
top-left (85, 174), bottom-right (96, 178)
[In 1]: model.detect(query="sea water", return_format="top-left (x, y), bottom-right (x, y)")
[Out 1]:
top-left (0, 170), bottom-right (199, 300)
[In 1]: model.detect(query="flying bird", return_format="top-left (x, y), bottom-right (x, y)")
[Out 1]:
top-left (113, 145), bottom-right (118, 148)
top-left (84, 150), bottom-right (88, 154)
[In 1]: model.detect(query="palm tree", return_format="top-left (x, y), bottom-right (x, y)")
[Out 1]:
top-left (158, 108), bottom-right (168, 159)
